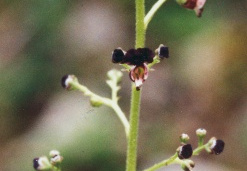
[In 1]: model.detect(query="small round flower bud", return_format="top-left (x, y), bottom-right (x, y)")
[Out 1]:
top-left (112, 48), bottom-right (125, 63)
top-left (180, 133), bottom-right (190, 143)
top-left (156, 44), bottom-right (169, 59)
top-left (90, 97), bottom-right (103, 107)
top-left (177, 144), bottom-right (193, 159)
top-left (33, 156), bottom-right (51, 170)
top-left (210, 139), bottom-right (225, 155)
top-left (107, 69), bottom-right (123, 83)
top-left (61, 75), bottom-right (77, 90)
top-left (196, 128), bottom-right (207, 137)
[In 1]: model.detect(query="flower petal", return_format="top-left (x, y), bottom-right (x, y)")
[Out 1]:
top-left (112, 48), bottom-right (125, 63)
top-left (129, 64), bottom-right (148, 90)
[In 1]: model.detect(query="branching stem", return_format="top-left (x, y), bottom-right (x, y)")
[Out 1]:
top-left (70, 81), bottom-right (130, 137)
top-left (144, 0), bottom-right (168, 30)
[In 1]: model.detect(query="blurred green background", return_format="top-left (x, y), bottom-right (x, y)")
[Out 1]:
top-left (0, 0), bottom-right (246, 170)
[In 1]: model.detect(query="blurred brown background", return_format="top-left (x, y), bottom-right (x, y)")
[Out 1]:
top-left (0, 0), bottom-right (246, 170)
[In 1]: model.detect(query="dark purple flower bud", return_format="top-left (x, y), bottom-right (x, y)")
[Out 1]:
top-left (61, 75), bottom-right (77, 90)
top-left (112, 48), bottom-right (125, 63)
top-left (156, 44), bottom-right (169, 59)
top-left (129, 64), bottom-right (148, 90)
top-left (33, 156), bottom-right (51, 170)
top-left (178, 144), bottom-right (193, 159)
top-left (210, 139), bottom-right (225, 155)
top-left (33, 158), bottom-right (39, 170)
top-left (61, 75), bottom-right (69, 89)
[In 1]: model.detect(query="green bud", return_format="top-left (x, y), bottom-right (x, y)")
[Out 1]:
top-left (107, 69), bottom-right (123, 83)
top-left (180, 133), bottom-right (190, 143)
top-left (49, 150), bottom-right (60, 158)
top-left (196, 128), bottom-right (207, 138)
top-left (90, 97), bottom-right (103, 107)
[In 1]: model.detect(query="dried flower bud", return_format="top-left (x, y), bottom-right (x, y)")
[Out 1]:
top-left (210, 139), bottom-right (225, 155)
top-left (112, 48), bottom-right (125, 63)
top-left (156, 44), bottom-right (169, 59)
top-left (61, 75), bottom-right (78, 90)
top-left (33, 156), bottom-right (51, 170)
top-left (177, 144), bottom-right (193, 159)
top-left (196, 128), bottom-right (207, 137)
top-left (180, 133), bottom-right (190, 143)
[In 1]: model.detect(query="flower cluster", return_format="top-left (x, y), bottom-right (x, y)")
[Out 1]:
top-left (175, 129), bottom-right (225, 171)
top-left (112, 45), bottom-right (169, 90)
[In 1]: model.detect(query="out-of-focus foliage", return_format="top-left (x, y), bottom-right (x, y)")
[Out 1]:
top-left (0, 0), bottom-right (246, 170)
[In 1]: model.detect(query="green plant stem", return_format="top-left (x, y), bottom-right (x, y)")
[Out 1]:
top-left (126, 0), bottom-right (145, 170)
top-left (112, 102), bottom-right (130, 137)
top-left (70, 81), bottom-right (130, 137)
top-left (144, 154), bottom-right (178, 171)
top-left (71, 81), bottom-right (112, 106)
top-left (126, 85), bottom-right (142, 171)
top-left (144, 0), bottom-right (167, 30)
top-left (193, 142), bottom-right (209, 155)
top-left (147, 56), bottom-right (160, 69)
top-left (135, 0), bottom-right (145, 48)
top-left (198, 137), bottom-right (204, 147)
top-left (145, 141), bottom-right (211, 171)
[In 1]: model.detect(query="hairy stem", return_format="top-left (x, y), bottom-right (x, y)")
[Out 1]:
top-left (144, 0), bottom-right (167, 30)
top-left (126, 85), bottom-right (142, 171)
top-left (135, 0), bottom-right (145, 48)
top-left (126, 0), bottom-right (145, 170)
top-left (112, 102), bottom-right (130, 137)
top-left (71, 81), bottom-right (130, 137)
top-left (144, 154), bottom-right (178, 171)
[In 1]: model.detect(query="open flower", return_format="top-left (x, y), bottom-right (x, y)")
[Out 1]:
top-left (112, 48), bottom-right (155, 90)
